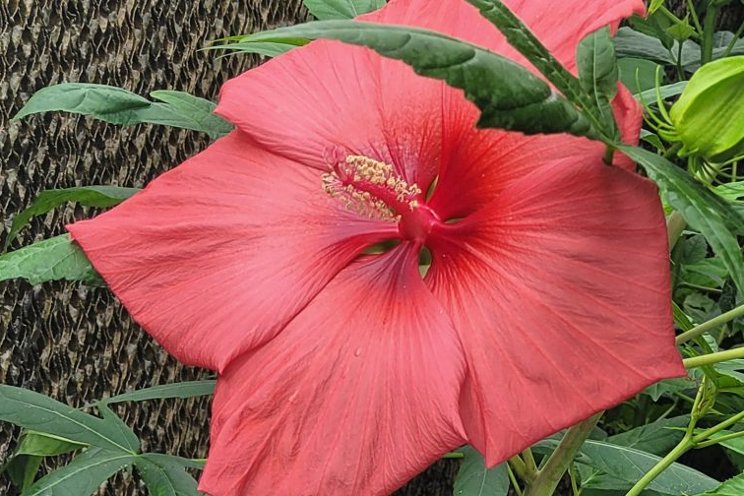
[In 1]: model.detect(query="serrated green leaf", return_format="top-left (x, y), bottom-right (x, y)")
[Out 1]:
top-left (303, 0), bottom-right (386, 19)
top-left (101, 381), bottom-right (216, 405)
top-left (14, 84), bottom-right (232, 139)
top-left (0, 385), bottom-right (138, 453)
top-left (577, 27), bottom-right (619, 134)
top-left (0, 235), bottom-right (100, 285)
top-left (698, 472), bottom-right (744, 496)
top-left (239, 21), bottom-right (595, 137)
top-left (464, 0), bottom-right (615, 138)
top-left (135, 454), bottom-right (202, 496)
top-left (453, 446), bottom-right (509, 496)
top-left (4, 186), bottom-right (139, 251)
top-left (22, 448), bottom-right (136, 496)
top-left (619, 146), bottom-right (744, 297)
top-left (578, 440), bottom-right (719, 494)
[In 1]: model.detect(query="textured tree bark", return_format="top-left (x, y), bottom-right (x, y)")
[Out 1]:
top-left (0, 0), bottom-right (457, 494)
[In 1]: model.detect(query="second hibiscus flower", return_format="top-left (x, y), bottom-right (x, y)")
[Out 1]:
top-left (67, 0), bottom-right (685, 494)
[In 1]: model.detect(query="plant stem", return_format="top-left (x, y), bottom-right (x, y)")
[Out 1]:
top-left (701, 5), bottom-right (719, 65)
top-left (522, 447), bottom-right (539, 478)
top-left (524, 412), bottom-right (602, 496)
top-left (676, 303), bottom-right (744, 344)
top-left (696, 429), bottom-right (744, 449)
top-left (723, 20), bottom-right (744, 58)
top-left (625, 434), bottom-right (695, 496)
top-left (684, 347), bottom-right (744, 369)
top-left (510, 454), bottom-right (533, 483)
top-left (442, 451), bottom-right (465, 459)
top-left (685, 0), bottom-right (704, 35)
top-left (507, 464), bottom-right (525, 496)
top-left (694, 410), bottom-right (744, 442)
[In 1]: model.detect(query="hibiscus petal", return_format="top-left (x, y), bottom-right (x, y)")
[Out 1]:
top-left (199, 245), bottom-right (467, 496)
top-left (67, 132), bottom-right (396, 372)
top-left (429, 83), bottom-right (642, 220)
top-left (426, 160), bottom-right (685, 466)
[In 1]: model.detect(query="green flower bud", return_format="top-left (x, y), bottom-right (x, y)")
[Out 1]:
top-left (663, 56), bottom-right (744, 163)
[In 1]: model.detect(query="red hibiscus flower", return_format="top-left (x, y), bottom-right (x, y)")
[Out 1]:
top-left (67, 0), bottom-right (685, 494)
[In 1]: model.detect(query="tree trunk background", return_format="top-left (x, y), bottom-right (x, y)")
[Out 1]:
top-left (2, 1), bottom-right (742, 495)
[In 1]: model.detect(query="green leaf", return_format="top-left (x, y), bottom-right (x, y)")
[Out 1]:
top-left (22, 448), bottom-right (136, 496)
top-left (642, 377), bottom-right (697, 401)
top-left (4, 456), bottom-right (43, 492)
top-left (0, 385), bottom-right (139, 453)
top-left (649, 0), bottom-right (665, 13)
top-left (135, 454), bottom-right (202, 496)
top-left (98, 404), bottom-right (140, 454)
top-left (149, 91), bottom-right (234, 139)
top-left (206, 40), bottom-right (300, 57)
top-left (0, 235), bottom-right (100, 285)
top-left (453, 446), bottom-right (509, 496)
top-left (635, 81), bottom-right (688, 103)
top-left (240, 21), bottom-right (595, 137)
top-left (303, 0), bottom-right (386, 19)
top-left (619, 146), bottom-right (744, 297)
top-left (4, 186), bottom-right (139, 251)
top-left (620, 58), bottom-right (662, 94)
top-left (101, 380), bottom-right (216, 405)
top-left (578, 440), bottom-right (719, 494)
top-left (716, 182), bottom-right (744, 202)
top-left (15, 431), bottom-right (86, 457)
top-left (698, 472), bottom-right (744, 495)
top-left (14, 84), bottom-right (232, 139)
top-left (577, 27), bottom-right (619, 132)
top-left (606, 416), bottom-right (689, 456)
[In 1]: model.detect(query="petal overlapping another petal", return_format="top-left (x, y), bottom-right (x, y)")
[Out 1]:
top-left (426, 160), bottom-right (685, 465)
top-left (198, 245), bottom-right (467, 496)
top-left (68, 132), bottom-right (396, 373)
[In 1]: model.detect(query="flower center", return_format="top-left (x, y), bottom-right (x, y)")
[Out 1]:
top-left (322, 155), bottom-right (441, 242)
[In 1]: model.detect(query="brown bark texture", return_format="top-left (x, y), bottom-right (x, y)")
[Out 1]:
top-left (0, 0), bottom-right (458, 494)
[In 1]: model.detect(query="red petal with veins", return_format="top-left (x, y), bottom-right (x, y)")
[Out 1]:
top-left (218, 0), bottom-right (644, 220)
top-left (68, 132), bottom-right (396, 372)
top-left (198, 245), bottom-right (467, 496)
top-left (427, 159), bottom-right (685, 465)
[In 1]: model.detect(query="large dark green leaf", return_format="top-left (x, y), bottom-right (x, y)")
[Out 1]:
top-left (0, 235), bottom-right (100, 285)
top-left (22, 448), bottom-right (136, 496)
top-left (1, 432), bottom-right (86, 492)
top-left (135, 454), bottom-right (202, 496)
top-left (579, 440), bottom-right (719, 494)
top-left (240, 21), bottom-right (595, 137)
top-left (0, 386), bottom-right (139, 453)
top-left (619, 146), bottom-right (744, 297)
top-left (14, 84), bottom-right (232, 139)
top-left (101, 381), bottom-right (216, 405)
top-left (303, 0), bottom-right (386, 19)
top-left (453, 446), bottom-right (509, 496)
top-left (606, 416), bottom-right (689, 456)
top-left (4, 186), bottom-right (139, 251)
top-left (614, 27), bottom-right (699, 66)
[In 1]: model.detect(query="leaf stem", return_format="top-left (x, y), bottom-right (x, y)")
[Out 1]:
top-left (683, 347), bottom-right (744, 369)
top-left (676, 303), bottom-right (744, 344)
top-left (695, 429), bottom-right (744, 449)
top-left (507, 463), bottom-right (525, 496)
top-left (693, 409), bottom-right (744, 442)
top-left (701, 5), bottom-right (719, 65)
top-left (723, 20), bottom-right (744, 58)
top-left (625, 433), bottom-right (695, 496)
top-left (523, 412), bottom-right (602, 496)
top-left (685, 0), bottom-right (704, 35)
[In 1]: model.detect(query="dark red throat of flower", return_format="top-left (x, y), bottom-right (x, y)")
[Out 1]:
top-left (322, 155), bottom-right (441, 243)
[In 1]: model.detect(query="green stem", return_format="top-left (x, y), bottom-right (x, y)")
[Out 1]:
top-left (684, 347), bottom-right (744, 369)
top-left (701, 6), bottom-right (719, 65)
top-left (625, 434), bottom-right (695, 496)
top-left (676, 303), bottom-right (744, 344)
top-left (685, 0), bottom-right (704, 35)
top-left (696, 429), bottom-right (744, 449)
top-left (524, 412), bottom-right (603, 496)
top-left (522, 447), bottom-right (539, 479)
top-left (442, 451), bottom-right (465, 459)
top-left (507, 464), bottom-right (525, 496)
top-left (694, 410), bottom-right (744, 442)
top-left (510, 454), bottom-right (533, 484)
top-left (723, 20), bottom-right (744, 58)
